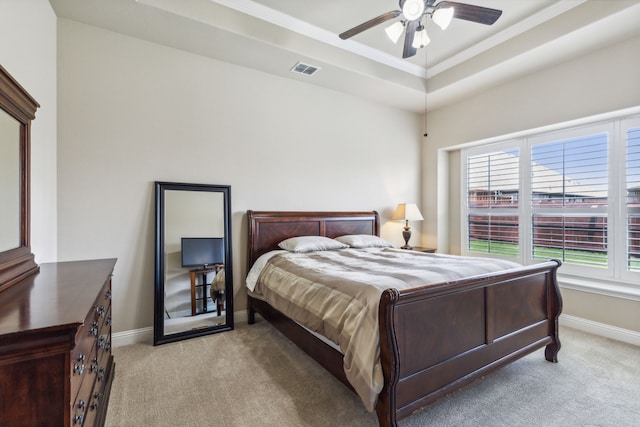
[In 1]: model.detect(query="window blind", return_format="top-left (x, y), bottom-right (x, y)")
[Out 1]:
top-left (467, 150), bottom-right (520, 208)
top-left (627, 127), bottom-right (640, 272)
top-left (530, 134), bottom-right (608, 207)
top-left (467, 150), bottom-right (519, 256)
top-left (530, 134), bottom-right (608, 267)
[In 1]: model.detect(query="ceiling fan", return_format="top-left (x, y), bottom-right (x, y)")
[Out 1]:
top-left (339, 0), bottom-right (502, 59)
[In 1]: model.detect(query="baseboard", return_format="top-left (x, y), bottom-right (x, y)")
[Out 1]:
top-left (112, 310), bottom-right (249, 348)
top-left (112, 326), bottom-right (153, 347)
top-left (560, 314), bottom-right (640, 347)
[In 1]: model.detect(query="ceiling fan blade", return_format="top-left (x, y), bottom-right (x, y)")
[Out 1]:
top-left (339, 10), bottom-right (402, 40)
top-left (402, 20), bottom-right (419, 59)
top-left (438, 1), bottom-right (502, 25)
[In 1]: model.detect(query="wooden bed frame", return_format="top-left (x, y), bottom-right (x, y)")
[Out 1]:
top-left (246, 210), bottom-right (563, 427)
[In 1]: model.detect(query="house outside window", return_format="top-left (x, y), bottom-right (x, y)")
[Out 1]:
top-left (462, 113), bottom-right (640, 291)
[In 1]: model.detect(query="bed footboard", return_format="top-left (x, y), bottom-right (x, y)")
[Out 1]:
top-left (376, 260), bottom-right (563, 426)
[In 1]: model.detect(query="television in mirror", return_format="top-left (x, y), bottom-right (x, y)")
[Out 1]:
top-left (181, 237), bottom-right (224, 269)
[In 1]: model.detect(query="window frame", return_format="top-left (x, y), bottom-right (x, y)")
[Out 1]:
top-left (527, 122), bottom-right (613, 279)
top-left (465, 143), bottom-right (522, 259)
top-left (461, 111), bottom-right (640, 299)
top-left (620, 116), bottom-right (640, 283)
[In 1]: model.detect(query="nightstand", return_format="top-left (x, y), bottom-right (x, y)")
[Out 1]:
top-left (409, 246), bottom-right (436, 253)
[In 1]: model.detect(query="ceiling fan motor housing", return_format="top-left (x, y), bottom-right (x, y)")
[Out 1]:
top-left (401, 0), bottom-right (425, 21)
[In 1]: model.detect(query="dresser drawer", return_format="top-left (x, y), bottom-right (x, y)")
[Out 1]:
top-left (96, 304), bottom-right (111, 338)
top-left (96, 310), bottom-right (112, 383)
top-left (71, 360), bottom-right (96, 426)
top-left (93, 284), bottom-right (112, 324)
top-left (71, 321), bottom-right (98, 403)
top-left (82, 375), bottom-right (106, 427)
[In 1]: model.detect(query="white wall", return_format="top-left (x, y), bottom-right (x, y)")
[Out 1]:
top-left (422, 34), bottom-right (640, 332)
top-left (56, 19), bottom-right (423, 334)
top-left (0, 0), bottom-right (58, 262)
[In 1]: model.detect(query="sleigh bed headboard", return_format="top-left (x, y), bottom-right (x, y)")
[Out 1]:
top-left (246, 210), bottom-right (380, 268)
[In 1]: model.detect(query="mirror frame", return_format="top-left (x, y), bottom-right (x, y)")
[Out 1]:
top-left (154, 181), bottom-right (234, 345)
top-left (0, 65), bottom-right (39, 293)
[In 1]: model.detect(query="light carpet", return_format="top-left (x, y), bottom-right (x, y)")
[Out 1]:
top-left (106, 321), bottom-right (640, 427)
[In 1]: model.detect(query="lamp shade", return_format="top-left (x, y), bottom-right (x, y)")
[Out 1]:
top-left (432, 6), bottom-right (454, 30)
top-left (385, 21), bottom-right (405, 44)
top-left (412, 25), bottom-right (430, 49)
top-left (391, 203), bottom-right (424, 221)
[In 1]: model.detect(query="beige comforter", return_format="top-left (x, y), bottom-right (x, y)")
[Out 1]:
top-left (246, 248), bottom-right (521, 412)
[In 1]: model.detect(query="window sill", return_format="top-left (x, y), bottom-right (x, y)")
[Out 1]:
top-left (558, 273), bottom-right (640, 302)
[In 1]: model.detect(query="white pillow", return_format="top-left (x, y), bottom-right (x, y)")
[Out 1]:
top-left (278, 236), bottom-right (348, 252)
top-left (334, 234), bottom-right (392, 249)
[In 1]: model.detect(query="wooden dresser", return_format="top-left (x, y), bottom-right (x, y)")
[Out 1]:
top-left (0, 258), bottom-right (117, 427)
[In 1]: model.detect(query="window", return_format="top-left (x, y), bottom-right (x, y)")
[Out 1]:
top-left (627, 126), bottom-right (640, 272)
top-left (530, 133), bottom-right (608, 268)
top-left (462, 112), bottom-right (640, 290)
top-left (466, 149), bottom-right (520, 257)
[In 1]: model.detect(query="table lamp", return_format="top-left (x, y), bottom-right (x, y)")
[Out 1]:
top-left (391, 203), bottom-right (424, 249)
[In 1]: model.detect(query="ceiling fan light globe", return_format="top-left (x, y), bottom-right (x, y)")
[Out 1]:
top-left (402, 0), bottom-right (425, 21)
top-left (432, 6), bottom-right (454, 30)
top-left (411, 26), bottom-right (430, 49)
top-left (385, 21), bottom-right (404, 44)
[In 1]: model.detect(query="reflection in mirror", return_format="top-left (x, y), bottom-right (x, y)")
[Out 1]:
top-left (164, 190), bottom-right (225, 331)
top-left (0, 111), bottom-right (20, 252)
top-left (154, 182), bottom-right (233, 345)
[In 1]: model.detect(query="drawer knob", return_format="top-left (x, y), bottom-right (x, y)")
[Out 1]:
top-left (95, 305), bottom-right (106, 318)
top-left (73, 354), bottom-right (85, 375)
top-left (77, 400), bottom-right (86, 410)
top-left (90, 391), bottom-right (103, 411)
top-left (73, 363), bottom-right (85, 376)
top-left (90, 356), bottom-right (99, 373)
top-left (89, 320), bottom-right (99, 336)
top-left (73, 413), bottom-right (84, 425)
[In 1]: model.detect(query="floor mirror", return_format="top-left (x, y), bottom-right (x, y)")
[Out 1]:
top-left (154, 181), bottom-right (233, 345)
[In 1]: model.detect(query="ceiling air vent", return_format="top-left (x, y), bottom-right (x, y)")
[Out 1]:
top-left (291, 62), bottom-right (320, 76)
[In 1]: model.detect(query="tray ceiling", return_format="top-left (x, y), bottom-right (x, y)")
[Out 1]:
top-left (50, 0), bottom-right (640, 112)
